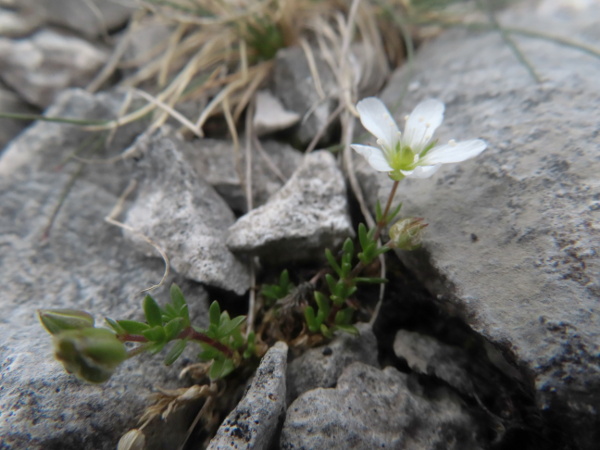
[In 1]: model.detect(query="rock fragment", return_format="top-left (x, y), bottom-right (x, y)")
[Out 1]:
top-left (227, 150), bottom-right (353, 263)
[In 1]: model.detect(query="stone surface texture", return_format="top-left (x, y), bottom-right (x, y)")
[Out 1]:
top-left (183, 137), bottom-right (303, 213)
top-left (355, 2), bottom-right (600, 448)
top-left (19, 0), bottom-right (135, 38)
top-left (227, 150), bottom-right (354, 263)
top-left (0, 29), bottom-right (109, 108)
top-left (280, 362), bottom-right (480, 449)
top-left (208, 342), bottom-right (288, 450)
top-left (0, 85), bottom-right (36, 150)
top-left (123, 128), bottom-right (251, 295)
top-left (272, 46), bottom-right (338, 145)
top-left (0, 92), bottom-right (208, 449)
top-left (286, 322), bottom-right (379, 403)
top-left (253, 90), bottom-right (300, 136)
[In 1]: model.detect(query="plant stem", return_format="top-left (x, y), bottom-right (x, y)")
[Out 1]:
top-left (373, 180), bottom-right (400, 242)
top-left (179, 327), bottom-right (234, 358)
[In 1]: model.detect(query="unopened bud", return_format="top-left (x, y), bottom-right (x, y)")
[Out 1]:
top-left (389, 217), bottom-right (428, 251)
top-left (38, 309), bottom-right (95, 335)
top-left (53, 328), bottom-right (128, 383)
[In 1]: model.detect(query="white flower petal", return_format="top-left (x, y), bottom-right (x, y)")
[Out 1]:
top-left (403, 99), bottom-right (445, 153)
top-left (356, 97), bottom-right (399, 151)
top-left (351, 144), bottom-right (393, 172)
top-left (421, 139), bottom-right (487, 165)
top-left (401, 164), bottom-right (441, 179)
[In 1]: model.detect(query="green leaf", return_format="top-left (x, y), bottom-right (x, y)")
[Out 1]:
top-left (164, 339), bottom-right (187, 366)
top-left (325, 273), bottom-right (337, 295)
top-left (357, 223), bottom-right (369, 250)
top-left (198, 347), bottom-right (221, 361)
top-left (143, 295), bottom-right (162, 327)
top-left (117, 320), bottom-right (150, 335)
top-left (164, 317), bottom-right (184, 341)
top-left (209, 357), bottom-right (235, 380)
top-left (243, 331), bottom-right (256, 359)
top-left (334, 307), bottom-right (355, 326)
top-left (218, 315), bottom-right (246, 337)
top-left (209, 301), bottom-right (221, 326)
top-left (145, 341), bottom-right (166, 355)
top-left (342, 238), bottom-right (354, 259)
top-left (325, 248), bottom-right (342, 276)
top-left (388, 202), bottom-right (403, 222)
top-left (355, 277), bottom-right (388, 284)
top-left (142, 325), bottom-right (166, 342)
top-left (304, 306), bottom-right (318, 332)
top-left (170, 284), bottom-right (186, 309)
top-left (320, 324), bottom-right (333, 339)
top-left (104, 317), bottom-right (125, 334)
top-left (335, 324), bottom-right (360, 335)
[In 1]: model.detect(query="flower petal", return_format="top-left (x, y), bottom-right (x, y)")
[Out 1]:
top-left (401, 165), bottom-right (441, 179)
top-left (421, 139), bottom-right (487, 165)
top-left (351, 144), bottom-right (393, 172)
top-left (356, 97), bottom-right (399, 151)
top-left (403, 99), bottom-right (445, 153)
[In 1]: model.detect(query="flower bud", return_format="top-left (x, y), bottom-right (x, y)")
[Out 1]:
top-left (389, 217), bottom-right (428, 251)
top-left (38, 309), bottom-right (95, 335)
top-left (53, 328), bottom-right (128, 383)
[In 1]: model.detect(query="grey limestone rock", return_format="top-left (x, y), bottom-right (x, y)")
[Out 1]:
top-left (281, 362), bottom-right (480, 449)
top-left (272, 46), bottom-right (338, 145)
top-left (0, 29), bottom-right (109, 108)
top-left (0, 88), bottom-right (146, 195)
top-left (226, 150), bottom-right (354, 263)
top-left (253, 90), bottom-right (300, 136)
top-left (356, 2), bottom-right (600, 448)
top-left (123, 127), bottom-right (251, 295)
top-left (286, 322), bottom-right (379, 403)
top-left (183, 137), bottom-right (303, 213)
top-left (208, 341), bottom-right (288, 450)
top-left (0, 85), bottom-right (36, 151)
top-left (18, 0), bottom-right (135, 38)
top-left (0, 140), bottom-right (209, 449)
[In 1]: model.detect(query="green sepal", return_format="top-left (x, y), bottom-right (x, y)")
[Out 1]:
top-left (143, 295), bottom-right (162, 327)
top-left (116, 320), bottom-right (150, 335)
top-left (164, 339), bottom-right (187, 366)
top-left (38, 309), bottom-right (95, 335)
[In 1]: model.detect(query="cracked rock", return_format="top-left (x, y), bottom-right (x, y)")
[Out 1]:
top-left (183, 137), bottom-right (303, 213)
top-left (281, 362), bottom-right (480, 449)
top-left (286, 322), bottom-right (379, 403)
top-left (357, 2), bottom-right (600, 448)
top-left (208, 342), bottom-right (288, 450)
top-left (0, 29), bottom-right (109, 108)
top-left (123, 128), bottom-right (251, 295)
top-left (227, 150), bottom-right (353, 264)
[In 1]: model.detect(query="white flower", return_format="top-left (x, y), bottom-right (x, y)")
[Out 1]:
top-left (351, 97), bottom-right (487, 180)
